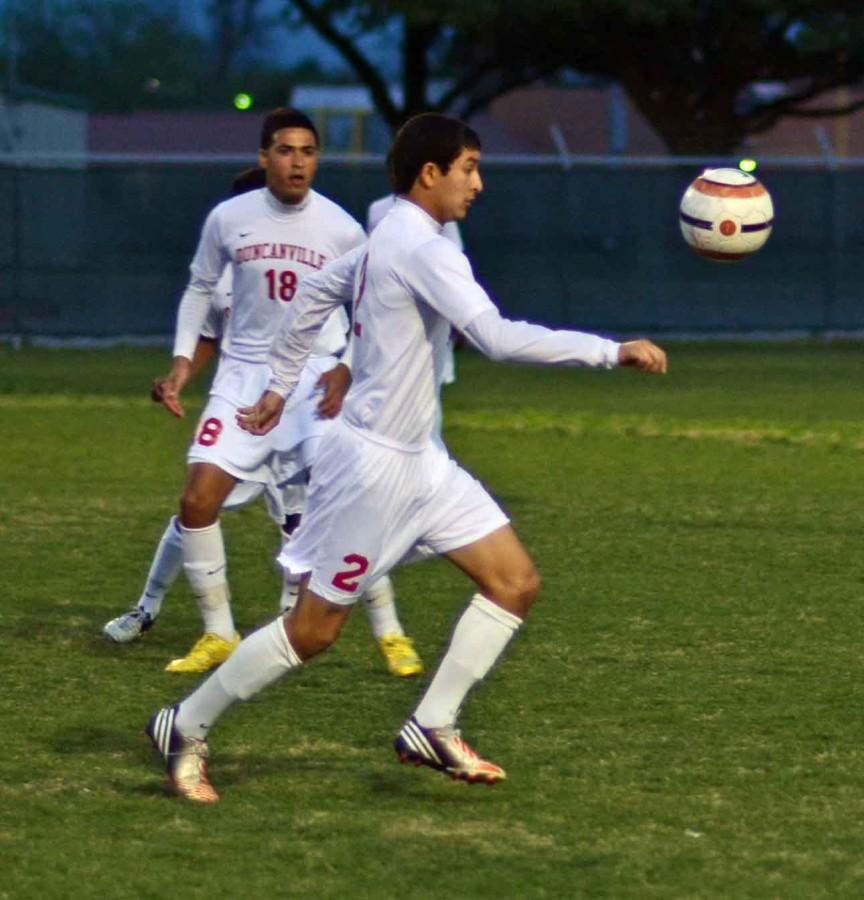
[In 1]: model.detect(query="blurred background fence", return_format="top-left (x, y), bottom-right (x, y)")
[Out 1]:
top-left (0, 154), bottom-right (861, 341)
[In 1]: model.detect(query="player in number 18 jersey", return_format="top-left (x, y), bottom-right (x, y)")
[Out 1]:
top-left (153, 108), bottom-right (368, 675)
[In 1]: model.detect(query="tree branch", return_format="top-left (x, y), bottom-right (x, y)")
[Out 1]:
top-left (288, 0), bottom-right (400, 126)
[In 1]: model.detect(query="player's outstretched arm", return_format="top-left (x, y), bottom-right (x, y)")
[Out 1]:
top-left (237, 390), bottom-right (286, 435)
top-left (268, 244), bottom-right (365, 399)
top-left (316, 363), bottom-right (352, 419)
top-left (617, 339), bottom-right (667, 374)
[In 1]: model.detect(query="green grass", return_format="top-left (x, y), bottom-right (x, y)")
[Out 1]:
top-left (2, 341), bottom-right (864, 898)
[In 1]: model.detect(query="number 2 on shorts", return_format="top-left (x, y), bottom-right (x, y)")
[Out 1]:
top-left (331, 553), bottom-right (369, 591)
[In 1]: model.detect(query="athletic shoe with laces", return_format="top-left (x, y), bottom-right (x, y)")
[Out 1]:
top-left (378, 634), bottom-right (423, 677)
top-left (394, 716), bottom-right (506, 783)
top-left (145, 705), bottom-right (219, 803)
top-left (164, 632), bottom-right (241, 674)
top-left (102, 607), bottom-right (155, 643)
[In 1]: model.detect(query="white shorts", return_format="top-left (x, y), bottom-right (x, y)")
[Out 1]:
top-left (222, 477), bottom-right (306, 524)
top-left (279, 419), bottom-right (509, 604)
top-left (188, 354), bottom-right (338, 486)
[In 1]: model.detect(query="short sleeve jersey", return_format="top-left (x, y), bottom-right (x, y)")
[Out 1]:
top-left (345, 199), bottom-right (494, 449)
top-left (188, 187), bottom-right (365, 363)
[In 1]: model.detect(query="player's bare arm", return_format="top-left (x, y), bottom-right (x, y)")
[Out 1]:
top-left (315, 362), bottom-right (352, 419)
top-left (151, 338), bottom-right (219, 409)
top-left (236, 390), bottom-right (286, 435)
top-left (617, 339), bottom-right (668, 374)
top-left (158, 356), bottom-right (194, 418)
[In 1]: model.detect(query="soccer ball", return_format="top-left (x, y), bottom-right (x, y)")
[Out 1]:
top-left (678, 168), bottom-right (774, 262)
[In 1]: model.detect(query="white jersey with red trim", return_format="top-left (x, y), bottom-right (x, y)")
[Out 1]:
top-left (268, 198), bottom-right (621, 451)
top-left (173, 187), bottom-right (365, 364)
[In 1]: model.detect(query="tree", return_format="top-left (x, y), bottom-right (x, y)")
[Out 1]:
top-left (7, 0), bottom-right (208, 110)
top-left (483, 0), bottom-right (864, 154)
top-left (281, 0), bottom-right (864, 153)
top-left (281, 1), bottom-right (562, 128)
top-left (207, 0), bottom-right (273, 83)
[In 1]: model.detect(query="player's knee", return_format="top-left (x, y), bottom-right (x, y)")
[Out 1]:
top-left (490, 566), bottom-right (541, 617)
top-left (283, 604), bottom-right (347, 660)
top-left (180, 489), bottom-right (218, 528)
top-left (284, 620), bottom-right (336, 660)
top-left (515, 566), bottom-right (541, 609)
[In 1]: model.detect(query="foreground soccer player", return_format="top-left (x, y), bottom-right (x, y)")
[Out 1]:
top-left (145, 113), bottom-right (667, 802)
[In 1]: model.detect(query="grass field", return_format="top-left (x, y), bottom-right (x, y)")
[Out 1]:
top-left (3, 341), bottom-right (864, 899)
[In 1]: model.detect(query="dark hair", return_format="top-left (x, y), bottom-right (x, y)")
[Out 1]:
top-left (389, 113), bottom-right (481, 194)
top-left (228, 166), bottom-right (267, 197)
top-left (259, 107), bottom-right (319, 150)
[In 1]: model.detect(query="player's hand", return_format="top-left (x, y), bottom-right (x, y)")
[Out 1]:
top-left (237, 390), bottom-right (286, 435)
top-left (316, 363), bottom-right (352, 419)
top-left (150, 375), bottom-right (169, 404)
top-left (157, 358), bottom-right (193, 418)
top-left (618, 339), bottom-right (667, 374)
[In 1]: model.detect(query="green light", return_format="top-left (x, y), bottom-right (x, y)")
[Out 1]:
top-left (738, 158), bottom-right (758, 173)
top-left (233, 92), bottom-right (253, 111)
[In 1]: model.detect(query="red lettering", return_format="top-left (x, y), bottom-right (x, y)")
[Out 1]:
top-left (197, 417), bottom-right (223, 447)
top-left (331, 554), bottom-right (369, 592)
top-left (265, 269), bottom-right (297, 302)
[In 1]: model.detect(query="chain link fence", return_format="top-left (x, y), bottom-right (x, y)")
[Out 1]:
top-left (1, 155), bottom-right (861, 341)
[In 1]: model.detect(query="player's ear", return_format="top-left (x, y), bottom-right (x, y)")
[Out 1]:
top-left (417, 161), bottom-right (440, 189)
top-left (257, 149), bottom-right (269, 170)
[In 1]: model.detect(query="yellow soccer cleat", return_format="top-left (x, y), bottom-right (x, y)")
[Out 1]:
top-left (164, 632), bottom-right (241, 674)
top-left (378, 633), bottom-right (423, 678)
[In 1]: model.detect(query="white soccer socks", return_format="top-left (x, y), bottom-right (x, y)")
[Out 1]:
top-left (180, 521), bottom-right (235, 641)
top-left (138, 516), bottom-right (183, 618)
top-left (176, 618), bottom-right (303, 740)
top-left (362, 575), bottom-right (403, 639)
top-left (413, 594), bottom-right (522, 730)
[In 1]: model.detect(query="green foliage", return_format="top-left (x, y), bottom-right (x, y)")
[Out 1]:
top-left (285, 0), bottom-right (864, 151)
top-left (7, 0), bottom-right (864, 149)
top-left (10, 0), bottom-right (208, 110)
top-left (3, 342), bottom-right (864, 897)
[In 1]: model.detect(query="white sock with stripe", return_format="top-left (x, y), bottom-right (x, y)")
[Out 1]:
top-left (138, 516), bottom-right (183, 618)
top-left (362, 575), bottom-right (403, 639)
top-left (413, 594), bottom-right (522, 729)
top-left (180, 520), bottom-right (235, 640)
top-left (176, 617), bottom-right (302, 739)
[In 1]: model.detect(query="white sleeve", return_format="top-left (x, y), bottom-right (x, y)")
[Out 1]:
top-left (267, 244), bottom-right (364, 397)
top-left (407, 238), bottom-right (496, 330)
top-left (340, 328), bottom-right (354, 370)
top-left (200, 268), bottom-right (232, 340)
top-left (463, 307), bottom-right (620, 368)
top-left (172, 209), bottom-right (229, 359)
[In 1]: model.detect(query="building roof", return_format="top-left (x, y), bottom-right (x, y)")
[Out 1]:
top-left (88, 110), bottom-right (262, 154)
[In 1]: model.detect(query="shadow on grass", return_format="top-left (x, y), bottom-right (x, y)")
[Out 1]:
top-left (364, 769), bottom-right (504, 803)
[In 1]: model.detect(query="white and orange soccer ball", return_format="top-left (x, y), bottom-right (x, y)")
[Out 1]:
top-left (678, 168), bottom-right (774, 262)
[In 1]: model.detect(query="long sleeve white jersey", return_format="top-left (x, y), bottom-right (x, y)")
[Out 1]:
top-left (199, 268), bottom-right (232, 342)
top-left (367, 193), bottom-right (463, 249)
top-left (173, 187), bottom-right (365, 364)
top-left (268, 198), bottom-right (621, 451)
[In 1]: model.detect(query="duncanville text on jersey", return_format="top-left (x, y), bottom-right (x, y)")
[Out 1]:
top-left (235, 243), bottom-right (327, 269)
